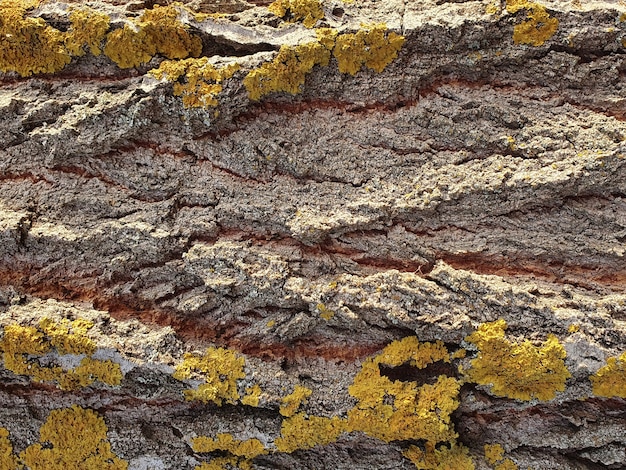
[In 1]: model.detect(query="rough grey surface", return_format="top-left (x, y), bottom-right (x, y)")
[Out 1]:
top-left (1, 0), bottom-right (626, 469)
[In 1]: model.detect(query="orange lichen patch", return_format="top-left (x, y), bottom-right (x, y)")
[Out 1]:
top-left (0, 428), bottom-right (19, 470)
top-left (279, 384), bottom-right (312, 417)
top-left (173, 347), bottom-right (246, 405)
top-left (506, 0), bottom-right (559, 46)
top-left (464, 319), bottom-right (571, 401)
top-left (0, 320), bottom-right (122, 390)
top-left (404, 442), bottom-right (474, 470)
top-left (274, 413), bottom-right (347, 453)
top-left (0, 0), bottom-right (71, 76)
top-left (104, 4), bottom-right (202, 69)
top-left (64, 7), bottom-right (110, 56)
top-left (333, 23), bottom-right (405, 75)
top-left (19, 405), bottom-right (128, 469)
top-left (150, 58), bottom-right (240, 108)
top-left (590, 351), bottom-right (626, 398)
top-left (268, 0), bottom-right (324, 28)
top-left (241, 384), bottom-right (262, 407)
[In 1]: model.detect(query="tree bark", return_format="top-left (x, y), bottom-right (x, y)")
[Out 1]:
top-left (1, 1), bottom-right (626, 469)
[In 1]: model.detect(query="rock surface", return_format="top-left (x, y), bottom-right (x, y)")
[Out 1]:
top-left (1, 0), bottom-right (626, 469)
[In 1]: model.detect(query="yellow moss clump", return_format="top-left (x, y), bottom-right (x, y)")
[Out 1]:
top-left (150, 58), bottom-right (240, 108)
top-left (404, 442), bottom-right (475, 470)
top-left (274, 413), bottom-right (347, 453)
top-left (506, 0), bottom-right (559, 46)
top-left (280, 385), bottom-right (312, 417)
top-left (0, 0), bottom-right (71, 76)
top-left (333, 24), bottom-right (405, 75)
top-left (64, 8), bottom-right (110, 56)
top-left (19, 405), bottom-right (128, 469)
top-left (0, 319), bottom-right (122, 390)
top-left (173, 347), bottom-right (246, 405)
top-left (589, 351), bottom-right (626, 398)
top-left (104, 4), bottom-right (202, 69)
top-left (464, 319), bottom-right (571, 401)
top-left (268, 0), bottom-right (324, 28)
top-left (0, 428), bottom-right (19, 470)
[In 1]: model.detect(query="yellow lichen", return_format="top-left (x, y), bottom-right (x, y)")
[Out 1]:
top-left (233, 336), bottom-right (469, 467)
top-left (243, 25), bottom-right (403, 101)
top-left (38, 318), bottom-right (96, 355)
top-left (316, 303), bottom-right (335, 320)
top-left (495, 460), bottom-right (519, 470)
top-left (485, 1), bottom-right (500, 15)
top-left (243, 39), bottom-right (332, 101)
top-left (404, 442), bottom-right (475, 470)
top-left (104, 4), bottom-right (202, 69)
top-left (0, 428), bottom-right (19, 470)
top-left (241, 384), bottom-right (262, 407)
top-left (192, 433), bottom-right (267, 459)
top-left (484, 444), bottom-right (505, 465)
top-left (150, 58), bottom-right (240, 108)
top-left (506, 0), bottom-right (559, 46)
top-left (268, 0), bottom-right (324, 28)
top-left (333, 24), bottom-right (405, 75)
top-left (464, 319), bottom-right (571, 401)
top-left (173, 347), bottom-right (246, 405)
top-left (19, 405), bottom-right (128, 469)
top-left (274, 413), bottom-right (346, 453)
top-left (346, 338), bottom-right (460, 446)
top-left (0, 320), bottom-right (122, 390)
top-left (568, 324), bottom-right (580, 333)
top-left (64, 7), bottom-right (110, 56)
top-left (0, 0), bottom-right (71, 76)
top-left (484, 444), bottom-right (519, 470)
top-left (279, 384), bottom-right (312, 417)
top-left (192, 433), bottom-right (266, 470)
top-left (589, 351), bottom-right (626, 398)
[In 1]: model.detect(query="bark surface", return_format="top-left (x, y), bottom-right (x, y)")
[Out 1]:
top-left (1, 1), bottom-right (626, 469)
